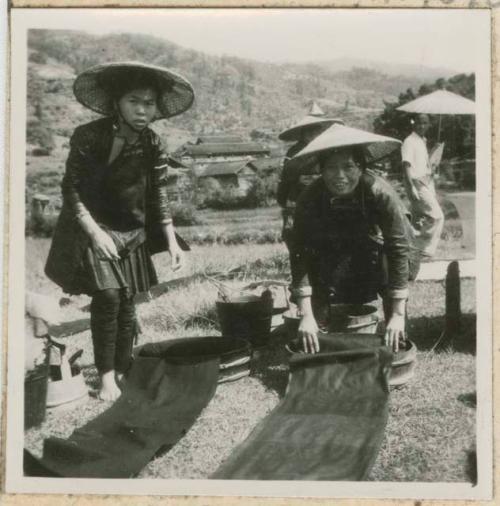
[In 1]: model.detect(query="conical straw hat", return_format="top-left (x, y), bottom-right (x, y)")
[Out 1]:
top-left (279, 116), bottom-right (344, 142)
top-left (293, 123), bottom-right (401, 162)
top-left (73, 61), bottom-right (195, 119)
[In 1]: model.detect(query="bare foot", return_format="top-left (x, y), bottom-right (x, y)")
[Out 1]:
top-left (98, 370), bottom-right (122, 401)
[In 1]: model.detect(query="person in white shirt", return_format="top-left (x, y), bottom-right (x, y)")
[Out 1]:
top-left (401, 114), bottom-right (444, 257)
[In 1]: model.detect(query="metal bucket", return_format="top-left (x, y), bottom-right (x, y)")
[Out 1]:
top-left (46, 339), bottom-right (88, 409)
top-left (216, 295), bottom-right (274, 349)
top-left (283, 303), bottom-right (379, 341)
top-left (25, 346), bottom-right (50, 430)
top-left (329, 304), bottom-right (379, 333)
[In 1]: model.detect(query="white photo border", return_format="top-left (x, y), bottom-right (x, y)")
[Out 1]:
top-left (3, 7), bottom-right (493, 500)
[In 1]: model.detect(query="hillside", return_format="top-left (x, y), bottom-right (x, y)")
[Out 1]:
top-left (27, 29), bottom-right (442, 145)
top-left (26, 28), bottom-right (468, 207)
top-left (316, 58), bottom-right (459, 83)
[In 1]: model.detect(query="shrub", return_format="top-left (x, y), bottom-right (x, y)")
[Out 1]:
top-left (28, 51), bottom-right (48, 64)
top-left (170, 203), bottom-right (203, 226)
top-left (243, 173), bottom-right (278, 208)
top-left (199, 184), bottom-right (247, 210)
top-left (196, 177), bottom-right (222, 209)
top-left (211, 187), bottom-right (246, 210)
top-left (197, 173), bottom-right (279, 211)
top-left (26, 120), bottom-right (55, 155)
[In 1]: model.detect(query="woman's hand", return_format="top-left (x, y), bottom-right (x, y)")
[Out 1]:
top-left (384, 313), bottom-right (405, 352)
top-left (298, 313), bottom-right (320, 354)
top-left (169, 243), bottom-right (185, 272)
top-left (90, 227), bottom-right (120, 261)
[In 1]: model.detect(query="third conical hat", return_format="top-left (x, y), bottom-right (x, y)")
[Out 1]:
top-left (279, 116), bottom-right (344, 142)
top-left (309, 101), bottom-right (325, 116)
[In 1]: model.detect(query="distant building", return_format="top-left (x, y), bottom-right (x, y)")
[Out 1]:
top-left (247, 157), bottom-right (283, 175)
top-left (196, 160), bottom-right (257, 196)
top-left (250, 128), bottom-right (277, 141)
top-left (196, 135), bottom-right (244, 144)
top-left (174, 135), bottom-right (273, 201)
top-left (176, 142), bottom-right (271, 163)
top-left (167, 155), bottom-right (189, 168)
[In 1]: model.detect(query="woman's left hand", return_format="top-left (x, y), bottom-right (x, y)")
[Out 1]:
top-left (169, 244), bottom-right (185, 272)
top-left (384, 313), bottom-right (405, 352)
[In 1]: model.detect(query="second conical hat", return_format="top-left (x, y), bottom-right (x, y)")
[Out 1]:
top-left (293, 123), bottom-right (401, 162)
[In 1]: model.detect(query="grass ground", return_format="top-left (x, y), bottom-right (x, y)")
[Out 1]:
top-left (24, 235), bottom-right (476, 482)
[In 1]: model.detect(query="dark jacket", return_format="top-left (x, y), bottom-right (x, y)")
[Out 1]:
top-left (291, 170), bottom-right (418, 302)
top-left (45, 117), bottom-right (179, 295)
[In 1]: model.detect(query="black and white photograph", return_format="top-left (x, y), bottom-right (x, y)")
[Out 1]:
top-left (5, 7), bottom-right (492, 499)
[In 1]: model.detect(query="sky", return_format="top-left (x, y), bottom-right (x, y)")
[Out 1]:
top-left (28, 8), bottom-right (489, 73)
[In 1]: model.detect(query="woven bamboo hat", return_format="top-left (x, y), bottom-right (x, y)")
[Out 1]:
top-left (292, 123), bottom-right (401, 164)
top-left (279, 101), bottom-right (344, 142)
top-left (73, 61), bottom-right (195, 119)
top-left (279, 116), bottom-right (344, 142)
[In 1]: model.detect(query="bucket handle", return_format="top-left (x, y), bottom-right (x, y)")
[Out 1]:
top-left (243, 280), bottom-right (290, 310)
top-left (47, 335), bottom-right (66, 355)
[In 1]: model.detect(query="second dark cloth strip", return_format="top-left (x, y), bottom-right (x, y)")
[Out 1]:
top-left (214, 335), bottom-right (392, 481)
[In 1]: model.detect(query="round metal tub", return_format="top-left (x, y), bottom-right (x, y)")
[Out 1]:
top-left (285, 333), bottom-right (417, 387)
top-left (283, 303), bottom-right (379, 341)
top-left (138, 336), bottom-right (252, 384)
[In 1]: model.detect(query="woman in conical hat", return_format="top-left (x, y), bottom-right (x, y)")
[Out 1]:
top-left (289, 124), bottom-right (420, 355)
top-left (45, 62), bottom-right (194, 401)
top-left (277, 108), bottom-right (344, 256)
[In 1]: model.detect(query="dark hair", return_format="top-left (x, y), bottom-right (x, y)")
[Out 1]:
top-left (318, 146), bottom-right (366, 170)
top-left (412, 113), bottom-right (430, 127)
top-left (101, 68), bottom-right (166, 102)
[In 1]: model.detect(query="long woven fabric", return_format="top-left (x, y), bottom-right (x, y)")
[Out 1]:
top-left (214, 341), bottom-right (392, 481)
top-left (24, 340), bottom-right (222, 478)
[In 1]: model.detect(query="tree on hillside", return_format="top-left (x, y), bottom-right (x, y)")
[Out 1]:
top-left (26, 67), bottom-right (55, 155)
top-left (373, 74), bottom-right (475, 160)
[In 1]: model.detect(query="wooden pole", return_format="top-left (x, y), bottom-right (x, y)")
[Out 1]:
top-left (437, 114), bottom-right (443, 143)
top-left (445, 260), bottom-right (462, 337)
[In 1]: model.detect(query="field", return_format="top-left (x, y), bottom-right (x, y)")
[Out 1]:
top-left (178, 205), bottom-right (474, 256)
top-left (23, 205), bottom-right (477, 482)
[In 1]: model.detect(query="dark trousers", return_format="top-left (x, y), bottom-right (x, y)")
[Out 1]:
top-left (90, 288), bottom-right (137, 375)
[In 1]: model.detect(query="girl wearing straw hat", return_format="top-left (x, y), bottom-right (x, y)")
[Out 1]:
top-left (289, 124), bottom-right (420, 355)
top-left (45, 62), bottom-right (194, 401)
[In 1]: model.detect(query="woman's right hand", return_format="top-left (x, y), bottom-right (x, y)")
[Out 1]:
top-left (298, 313), bottom-right (320, 354)
top-left (90, 227), bottom-right (120, 261)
